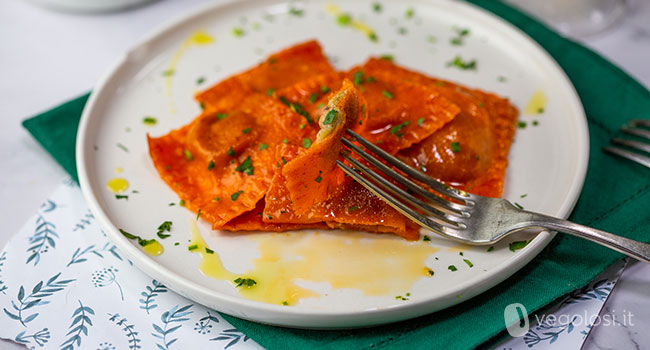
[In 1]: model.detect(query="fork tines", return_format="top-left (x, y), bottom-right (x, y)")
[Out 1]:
top-left (337, 129), bottom-right (472, 234)
top-left (603, 119), bottom-right (650, 168)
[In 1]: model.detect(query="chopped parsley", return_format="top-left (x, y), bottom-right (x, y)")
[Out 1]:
top-left (417, 117), bottom-right (425, 126)
top-left (323, 110), bottom-right (338, 125)
top-left (179, 199), bottom-right (185, 206)
top-left (337, 13), bottom-right (352, 26)
top-left (168, 202), bottom-right (176, 206)
top-left (487, 246), bottom-right (494, 252)
top-left (157, 221), bottom-right (172, 239)
top-left (514, 202), bottom-right (524, 210)
top-left (509, 240), bottom-right (528, 252)
top-left (234, 277), bottom-right (257, 288)
top-left (302, 138), bottom-right (312, 149)
top-left (380, 54), bottom-right (394, 62)
top-left (450, 27), bottom-right (470, 46)
top-left (308, 92), bottom-right (319, 104)
top-left (372, 2), bottom-right (382, 12)
top-left (282, 301), bottom-right (289, 306)
top-left (266, 88), bottom-right (274, 96)
top-left (119, 229), bottom-right (156, 247)
top-left (216, 113), bottom-right (227, 120)
top-left (447, 55), bottom-right (477, 70)
top-left (290, 102), bottom-right (314, 124)
top-left (205, 247), bottom-right (214, 254)
top-left (258, 143), bottom-right (268, 150)
top-left (321, 86), bottom-right (330, 93)
top-left (115, 194), bottom-right (128, 200)
top-left (448, 265), bottom-right (457, 272)
top-left (520, 194), bottom-right (528, 198)
top-left (315, 171), bottom-right (323, 183)
top-left (232, 27), bottom-right (244, 37)
top-left (143, 117), bottom-right (157, 125)
top-left (518, 121), bottom-right (527, 129)
top-left (208, 160), bottom-right (215, 171)
top-left (427, 269), bottom-right (434, 276)
top-left (196, 77), bottom-right (205, 85)
top-left (390, 121), bottom-right (409, 138)
top-left (348, 205), bottom-right (359, 213)
top-left (227, 147), bottom-right (236, 157)
top-left (188, 244), bottom-right (199, 251)
top-left (538, 107), bottom-right (545, 113)
top-left (235, 156), bottom-right (254, 175)
top-left (405, 8), bottom-right (414, 18)
top-left (184, 149), bottom-right (194, 160)
top-left (450, 142), bottom-right (461, 153)
top-left (423, 235), bottom-right (431, 242)
top-left (242, 127), bottom-right (251, 134)
top-left (532, 120), bottom-right (539, 126)
top-left (282, 138), bottom-right (288, 144)
top-left (196, 209), bottom-right (202, 220)
top-left (288, 7), bottom-right (303, 16)
top-left (281, 157), bottom-right (287, 164)
top-left (353, 70), bottom-right (365, 85)
top-left (231, 190), bottom-right (244, 201)
top-left (463, 259), bottom-right (474, 268)
top-left (117, 143), bottom-right (129, 153)
top-left (382, 90), bottom-right (394, 99)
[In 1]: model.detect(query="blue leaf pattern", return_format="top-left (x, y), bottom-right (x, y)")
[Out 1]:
top-left (195, 311), bottom-right (220, 334)
top-left (26, 215), bottom-right (58, 266)
top-left (3, 272), bottom-right (75, 326)
top-left (211, 329), bottom-right (251, 349)
top-left (14, 328), bottom-right (51, 347)
top-left (108, 313), bottom-right (142, 349)
top-left (40, 199), bottom-right (57, 213)
top-left (67, 243), bottom-right (122, 267)
top-left (139, 279), bottom-right (168, 314)
top-left (60, 300), bottom-right (94, 350)
top-left (152, 304), bottom-right (193, 350)
top-left (0, 251), bottom-right (7, 294)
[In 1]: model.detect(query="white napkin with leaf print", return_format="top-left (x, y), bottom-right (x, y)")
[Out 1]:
top-left (0, 179), bottom-right (625, 350)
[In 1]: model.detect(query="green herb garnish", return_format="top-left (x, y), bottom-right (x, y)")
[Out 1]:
top-left (323, 110), bottom-right (338, 125)
top-left (423, 235), bottom-right (431, 242)
top-left (321, 86), bottom-right (330, 93)
top-left (390, 121), bottom-right (409, 137)
top-left (380, 54), bottom-right (394, 62)
top-left (487, 246), bottom-right (494, 252)
top-left (184, 149), bottom-right (194, 160)
top-left (208, 160), bottom-right (215, 171)
top-left (372, 2), bottom-right (382, 12)
top-left (188, 244), bottom-right (199, 251)
top-left (417, 117), bottom-right (425, 126)
top-left (116, 143), bottom-right (129, 153)
top-left (242, 127), bottom-right (251, 134)
top-left (463, 259), bottom-right (474, 268)
top-left (115, 194), bottom-right (128, 200)
top-left (235, 156), bottom-right (254, 175)
top-left (448, 265), bottom-right (457, 272)
top-left (509, 240), bottom-right (528, 252)
top-left (353, 70), bottom-right (365, 85)
top-left (450, 142), bottom-right (461, 153)
top-left (382, 90), bottom-right (394, 99)
top-left (290, 102), bottom-right (314, 124)
top-left (514, 202), bottom-right (524, 210)
top-left (205, 248), bottom-right (214, 254)
top-left (427, 269), bottom-right (434, 276)
top-left (288, 7), bottom-right (303, 16)
top-left (308, 92), bottom-right (319, 104)
top-left (518, 121), bottom-right (527, 129)
top-left (227, 147), bottom-right (236, 157)
top-left (348, 205), bottom-right (359, 213)
top-left (157, 221), bottom-right (172, 239)
top-left (179, 199), bottom-right (185, 206)
top-left (258, 143), bottom-right (268, 150)
top-left (337, 13), bottom-right (352, 26)
top-left (196, 77), bottom-right (205, 85)
top-left (231, 190), bottom-right (244, 201)
top-left (232, 27), bottom-right (244, 37)
top-left (216, 113), bottom-right (227, 120)
top-left (315, 171), bottom-right (323, 183)
top-left (405, 8), bottom-right (414, 19)
top-left (234, 277), bottom-right (257, 288)
top-left (143, 117), bottom-right (157, 126)
top-left (266, 88), bottom-right (274, 96)
top-left (196, 209), bottom-right (202, 220)
top-left (302, 138), bottom-right (312, 149)
top-left (447, 55), bottom-right (477, 70)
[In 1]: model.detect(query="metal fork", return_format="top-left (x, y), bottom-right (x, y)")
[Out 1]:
top-left (336, 129), bottom-right (650, 263)
top-left (603, 119), bottom-right (650, 168)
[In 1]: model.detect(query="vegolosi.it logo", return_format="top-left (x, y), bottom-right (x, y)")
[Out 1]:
top-left (504, 303), bottom-right (530, 337)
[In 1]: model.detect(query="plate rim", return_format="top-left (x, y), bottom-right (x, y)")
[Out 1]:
top-left (76, 0), bottom-right (590, 328)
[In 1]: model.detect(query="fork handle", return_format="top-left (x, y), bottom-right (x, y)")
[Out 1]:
top-left (528, 214), bottom-right (650, 263)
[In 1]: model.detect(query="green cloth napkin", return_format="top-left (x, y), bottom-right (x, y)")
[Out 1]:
top-left (22, 1), bottom-right (650, 349)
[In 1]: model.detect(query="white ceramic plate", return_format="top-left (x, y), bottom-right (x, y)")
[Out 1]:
top-left (76, 0), bottom-right (588, 328)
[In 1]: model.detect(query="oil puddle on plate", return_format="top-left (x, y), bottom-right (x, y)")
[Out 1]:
top-left (188, 221), bottom-right (439, 306)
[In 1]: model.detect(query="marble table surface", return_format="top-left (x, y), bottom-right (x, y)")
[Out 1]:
top-left (1, 0), bottom-right (648, 349)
